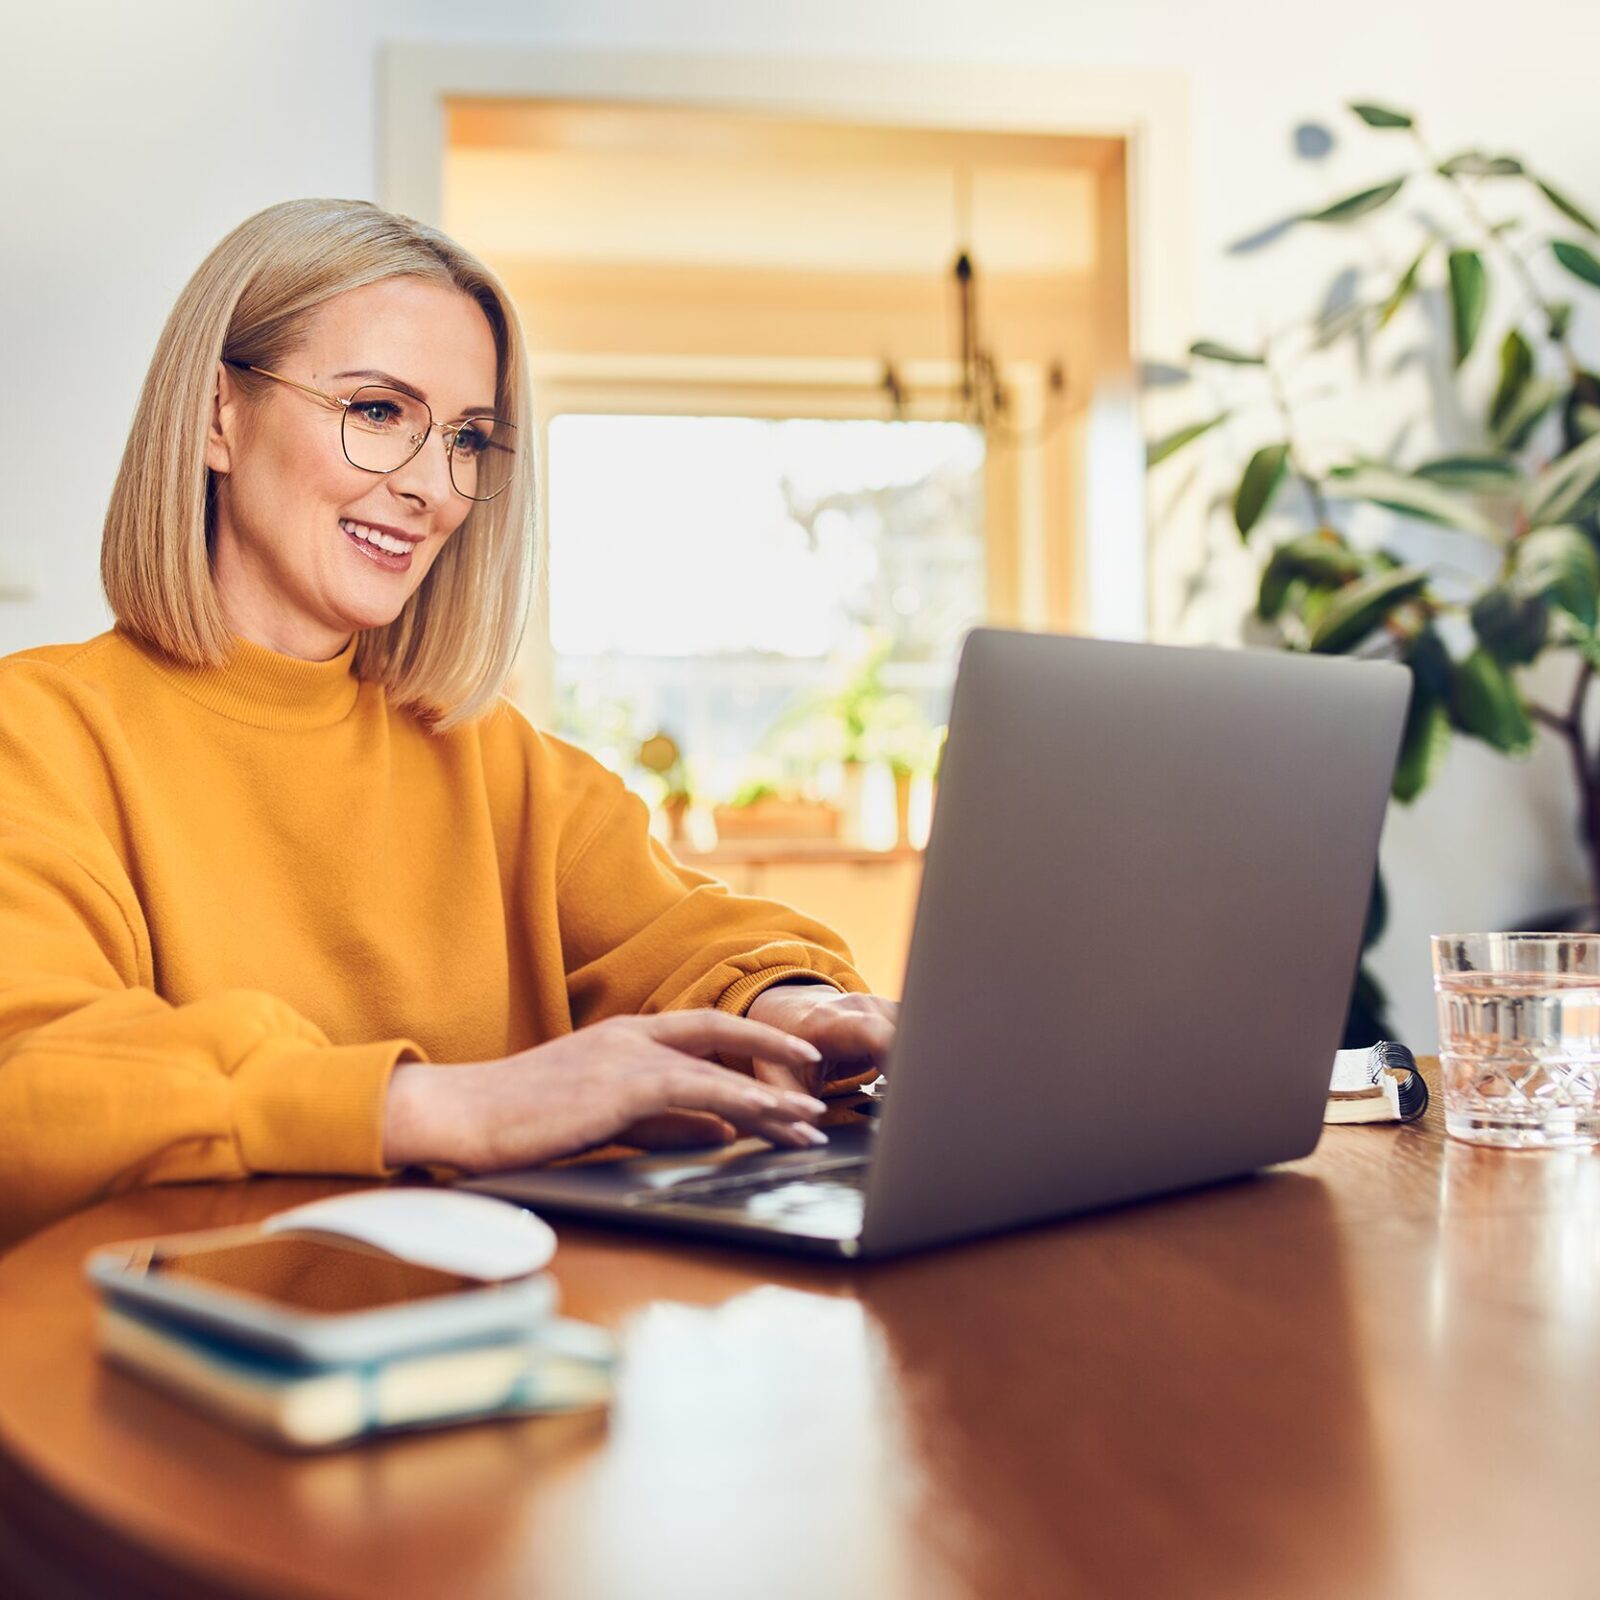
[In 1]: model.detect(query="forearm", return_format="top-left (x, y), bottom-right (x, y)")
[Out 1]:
top-left (0, 986), bottom-right (416, 1248)
top-left (559, 785), bottom-right (868, 1023)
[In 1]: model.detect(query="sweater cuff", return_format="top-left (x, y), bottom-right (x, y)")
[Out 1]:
top-left (231, 1036), bottom-right (425, 1177)
top-left (715, 966), bottom-right (846, 1019)
top-left (713, 967), bottom-right (845, 1075)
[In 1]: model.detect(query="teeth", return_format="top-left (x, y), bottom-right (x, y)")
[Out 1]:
top-left (340, 519), bottom-right (412, 556)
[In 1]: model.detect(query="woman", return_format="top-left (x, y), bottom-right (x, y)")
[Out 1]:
top-left (0, 198), bottom-right (896, 1251)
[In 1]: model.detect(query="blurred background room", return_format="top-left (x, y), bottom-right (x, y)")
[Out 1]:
top-left (6, 0), bottom-right (1600, 1048)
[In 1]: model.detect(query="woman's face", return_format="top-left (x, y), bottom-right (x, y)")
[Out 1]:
top-left (205, 276), bottom-right (501, 659)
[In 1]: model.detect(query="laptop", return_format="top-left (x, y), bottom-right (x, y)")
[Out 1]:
top-left (467, 628), bottom-right (1410, 1258)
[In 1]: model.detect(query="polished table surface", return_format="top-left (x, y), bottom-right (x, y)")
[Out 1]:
top-left (3, 1067), bottom-right (1600, 1600)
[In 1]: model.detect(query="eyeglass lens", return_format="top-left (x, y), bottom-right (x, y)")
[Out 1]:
top-left (341, 385), bottom-right (515, 501)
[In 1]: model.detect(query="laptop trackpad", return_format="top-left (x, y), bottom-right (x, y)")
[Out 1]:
top-left (462, 1120), bottom-right (875, 1231)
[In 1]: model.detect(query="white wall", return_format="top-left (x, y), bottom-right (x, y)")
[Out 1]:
top-left (5, 0), bottom-right (1598, 1045)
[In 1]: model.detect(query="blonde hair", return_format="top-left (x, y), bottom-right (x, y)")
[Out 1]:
top-left (102, 198), bottom-right (535, 730)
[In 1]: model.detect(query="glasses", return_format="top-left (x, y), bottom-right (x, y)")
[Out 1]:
top-left (225, 361), bottom-right (516, 502)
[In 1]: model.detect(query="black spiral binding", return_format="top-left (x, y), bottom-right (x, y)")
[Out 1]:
top-left (1371, 1040), bottom-right (1429, 1123)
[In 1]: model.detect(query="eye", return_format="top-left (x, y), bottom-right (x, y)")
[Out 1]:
top-left (453, 421), bottom-right (492, 457)
top-left (351, 398), bottom-right (404, 429)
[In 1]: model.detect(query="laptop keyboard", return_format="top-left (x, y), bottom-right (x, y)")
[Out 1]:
top-left (634, 1154), bottom-right (870, 1239)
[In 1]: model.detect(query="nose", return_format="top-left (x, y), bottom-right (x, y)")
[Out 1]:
top-left (388, 421), bottom-right (457, 506)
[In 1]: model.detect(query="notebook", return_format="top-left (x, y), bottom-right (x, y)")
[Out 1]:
top-left (98, 1298), bottom-right (614, 1450)
top-left (1325, 1041), bottom-right (1428, 1125)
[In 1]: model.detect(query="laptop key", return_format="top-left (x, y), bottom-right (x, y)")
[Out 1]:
top-left (643, 1154), bottom-right (869, 1204)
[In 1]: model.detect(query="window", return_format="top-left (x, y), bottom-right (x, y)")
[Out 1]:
top-left (548, 413), bottom-right (985, 807)
top-left (442, 97), bottom-right (1132, 838)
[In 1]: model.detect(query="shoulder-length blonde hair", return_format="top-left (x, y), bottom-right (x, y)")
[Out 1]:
top-left (102, 197), bottom-right (535, 730)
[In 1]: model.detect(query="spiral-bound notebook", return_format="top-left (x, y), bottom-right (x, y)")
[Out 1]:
top-left (1325, 1041), bottom-right (1428, 1125)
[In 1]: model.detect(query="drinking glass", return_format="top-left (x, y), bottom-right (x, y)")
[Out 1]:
top-left (1433, 933), bottom-right (1600, 1149)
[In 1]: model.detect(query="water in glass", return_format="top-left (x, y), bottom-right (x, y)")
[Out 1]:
top-left (1435, 938), bottom-right (1600, 1148)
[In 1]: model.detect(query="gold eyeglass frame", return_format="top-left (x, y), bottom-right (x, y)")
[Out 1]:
top-left (224, 360), bottom-right (515, 503)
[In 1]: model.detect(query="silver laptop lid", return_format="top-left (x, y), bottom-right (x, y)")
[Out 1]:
top-left (858, 629), bottom-right (1409, 1256)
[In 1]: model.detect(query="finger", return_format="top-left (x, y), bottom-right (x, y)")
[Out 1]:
top-left (752, 1056), bottom-right (820, 1100)
top-left (649, 1054), bottom-right (826, 1124)
top-left (650, 1056), bottom-right (829, 1147)
top-left (810, 1012), bottom-right (898, 1064)
top-left (620, 1109), bottom-right (738, 1150)
top-left (643, 1010), bottom-right (825, 1072)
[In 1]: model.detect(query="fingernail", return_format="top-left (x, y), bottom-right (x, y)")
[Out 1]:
top-left (796, 1124), bottom-right (829, 1146)
top-left (792, 1041), bottom-right (823, 1063)
top-left (797, 1095), bottom-right (827, 1116)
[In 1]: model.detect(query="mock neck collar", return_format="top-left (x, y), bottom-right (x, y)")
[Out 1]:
top-left (130, 628), bottom-right (363, 730)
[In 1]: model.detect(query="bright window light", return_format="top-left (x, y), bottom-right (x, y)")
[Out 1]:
top-left (546, 414), bottom-right (986, 803)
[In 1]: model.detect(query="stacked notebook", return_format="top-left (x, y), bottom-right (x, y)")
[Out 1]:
top-left (1325, 1040), bottom-right (1428, 1125)
top-left (86, 1190), bottom-right (616, 1451)
top-left (96, 1293), bottom-right (615, 1450)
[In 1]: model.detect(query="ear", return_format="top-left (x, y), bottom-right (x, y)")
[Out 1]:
top-left (204, 361), bottom-right (241, 475)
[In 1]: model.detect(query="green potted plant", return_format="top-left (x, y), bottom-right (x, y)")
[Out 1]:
top-left (635, 730), bottom-right (692, 845)
top-left (764, 646), bottom-right (930, 846)
top-left (1147, 100), bottom-right (1600, 1038)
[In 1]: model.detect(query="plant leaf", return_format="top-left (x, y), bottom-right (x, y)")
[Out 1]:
top-left (1234, 443), bottom-right (1291, 539)
top-left (1406, 625), bottom-right (1455, 701)
top-left (1437, 151), bottom-right (1524, 177)
top-left (1413, 453), bottom-right (1521, 493)
top-left (1489, 329), bottom-right (1533, 436)
top-left (1536, 178), bottom-right (1600, 236)
top-left (1188, 340), bottom-right (1264, 365)
top-left (1303, 177), bottom-right (1407, 225)
top-left (1364, 870), bottom-right (1389, 947)
top-left (1513, 524), bottom-right (1600, 627)
top-left (1377, 242), bottom-right (1430, 329)
top-left (1563, 373), bottom-right (1600, 454)
top-left (1494, 375), bottom-right (1564, 453)
top-left (1526, 431), bottom-right (1600, 528)
top-left (1146, 412), bottom-right (1229, 468)
top-left (1553, 239), bottom-right (1600, 290)
top-left (1548, 302), bottom-right (1575, 341)
top-left (1325, 466), bottom-right (1500, 539)
top-left (1309, 566), bottom-right (1430, 653)
top-left (1256, 531), bottom-right (1366, 620)
top-left (1349, 102), bottom-right (1413, 129)
top-left (1470, 585), bottom-right (1549, 664)
top-left (1451, 648), bottom-right (1535, 755)
top-left (1392, 693), bottom-right (1451, 803)
top-left (1447, 249), bottom-right (1488, 366)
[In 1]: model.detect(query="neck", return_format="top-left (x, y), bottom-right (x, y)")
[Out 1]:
top-left (211, 535), bottom-right (355, 662)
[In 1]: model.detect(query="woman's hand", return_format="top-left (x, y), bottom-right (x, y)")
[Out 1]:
top-left (382, 1011), bottom-right (833, 1173)
top-left (743, 984), bottom-right (899, 1098)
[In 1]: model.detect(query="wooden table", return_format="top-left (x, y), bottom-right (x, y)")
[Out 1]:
top-left (3, 1068), bottom-right (1599, 1600)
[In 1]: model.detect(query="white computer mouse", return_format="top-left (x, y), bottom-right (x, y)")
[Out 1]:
top-left (260, 1188), bottom-right (557, 1281)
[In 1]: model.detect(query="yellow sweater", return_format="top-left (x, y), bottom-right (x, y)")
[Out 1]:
top-left (0, 628), bottom-right (865, 1249)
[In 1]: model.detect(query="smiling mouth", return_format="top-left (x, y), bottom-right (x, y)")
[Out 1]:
top-left (339, 518), bottom-right (417, 571)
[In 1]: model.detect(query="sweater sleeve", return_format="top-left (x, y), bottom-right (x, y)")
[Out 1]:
top-left (0, 820), bottom-right (421, 1248)
top-left (556, 776), bottom-right (870, 1030)
top-left (0, 673), bottom-right (424, 1249)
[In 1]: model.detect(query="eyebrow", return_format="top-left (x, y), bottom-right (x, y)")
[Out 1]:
top-left (331, 369), bottom-right (497, 418)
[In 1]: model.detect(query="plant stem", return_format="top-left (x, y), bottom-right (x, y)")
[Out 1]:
top-left (1531, 659), bottom-right (1600, 908)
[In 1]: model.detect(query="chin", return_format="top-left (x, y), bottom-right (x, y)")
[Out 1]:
top-left (339, 602), bottom-right (412, 635)
top-left (334, 578), bottom-right (428, 634)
